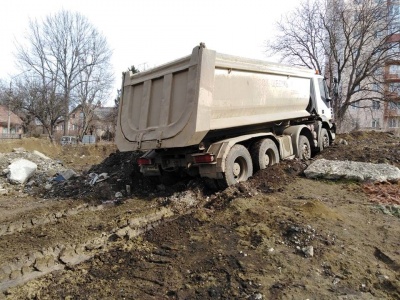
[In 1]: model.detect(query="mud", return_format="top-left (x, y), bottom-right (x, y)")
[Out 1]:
top-left (0, 132), bottom-right (399, 299)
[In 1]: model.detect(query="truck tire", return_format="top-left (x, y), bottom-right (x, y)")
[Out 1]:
top-left (251, 138), bottom-right (279, 171)
top-left (320, 128), bottom-right (329, 151)
top-left (159, 172), bottom-right (179, 185)
top-left (221, 144), bottom-right (253, 187)
top-left (298, 135), bottom-right (311, 160)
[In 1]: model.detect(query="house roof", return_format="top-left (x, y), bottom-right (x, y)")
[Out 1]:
top-left (94, 107), bottom-right (114, 120)
top-left (69, 105), bottom-right (114, 119)
top-left (0, 105), bottom-right (23, 126)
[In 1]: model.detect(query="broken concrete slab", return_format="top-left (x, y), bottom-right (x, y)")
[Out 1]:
top-left (8, 159), bottom-right (38, 185)
top-left (32, 150), bottom-right (51, 160)
top-left (304, 159), bottom-right (400, 182)
top-left (57, 169), bottom-right (77, 181)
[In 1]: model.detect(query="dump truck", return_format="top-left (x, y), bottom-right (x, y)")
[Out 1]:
top-left (116, 44), bottom-right (336, 187)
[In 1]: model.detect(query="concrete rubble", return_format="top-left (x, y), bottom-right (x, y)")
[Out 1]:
top-left (7, 159), bottom-right (37, 184)
top-left (304, 159), bottom-right (400, 182)
top-left (0, 148), bottom-right (73, 195)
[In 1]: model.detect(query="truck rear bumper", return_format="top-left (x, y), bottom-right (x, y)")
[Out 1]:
top-left (141, 165), bottom-right (161, 176)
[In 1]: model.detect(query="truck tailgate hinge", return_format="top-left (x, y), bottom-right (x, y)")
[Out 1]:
top-left (137, 133), bottom-right (144, 149)
top-left (156, 131), bottom-right (163, 148)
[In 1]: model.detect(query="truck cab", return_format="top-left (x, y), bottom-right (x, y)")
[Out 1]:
top-left (315, 76), bottom-right (333, 122)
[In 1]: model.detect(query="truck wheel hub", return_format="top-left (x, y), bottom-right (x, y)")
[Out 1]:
top-left (233, 163), bottom-right (241, 177)
top-left (264, 154), bottom-right (270, 166)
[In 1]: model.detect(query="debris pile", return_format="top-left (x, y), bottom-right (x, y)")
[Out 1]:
top-left (0, 131), bottom-right (398, 211)
top-left (43, 151), bottom-right (145, 202)
top-left (0, 148), bottom-right (69, 196)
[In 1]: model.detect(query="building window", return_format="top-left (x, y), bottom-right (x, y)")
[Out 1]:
top-left (351, 103), bottom-right (357, 109)
top-left (388, 22), bottom-right (400, 34)
top-left (388, 43), bottom-right (400, 56)
top-left (372, 100), bottom-right (380, 109)
top-left (372, 83), bottom-right (379, 92)
top-left (389, 101), bottom-right (400, 110)
top-left (388, 118), bottom-right (398, 128)
top-left (389, 65), bottom-right (400, 75)
top-left (372, 119), bottom-right (379, 128)
top-left (389, 82), bottom-right (400, 96)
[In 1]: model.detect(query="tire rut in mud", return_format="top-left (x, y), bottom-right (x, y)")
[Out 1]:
top-left (0, 199), bottom-right (176, 292)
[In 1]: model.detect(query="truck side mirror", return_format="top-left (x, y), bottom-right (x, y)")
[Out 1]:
top-left (333, 77), bottom-right (339, 97)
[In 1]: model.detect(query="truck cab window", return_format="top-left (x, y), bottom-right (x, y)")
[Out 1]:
top-left (318, 78), bottom-right (331, 107)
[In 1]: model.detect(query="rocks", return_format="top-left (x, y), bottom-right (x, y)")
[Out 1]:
top-left (250, 292), bottom-right (263, 300)
top-left (32, 150), bottom-right (51, 160)
top-left (305, 159), bottom-right (400, 182)
top-left (57, 169), bottom-right (77, 181)
top-left (376, 205), bottom-right (400, 218)
top-left (302, 246), bottom-right (314, 257)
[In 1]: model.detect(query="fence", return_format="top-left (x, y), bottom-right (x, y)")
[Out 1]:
top-left (0, 134), bottom-right (22, 140)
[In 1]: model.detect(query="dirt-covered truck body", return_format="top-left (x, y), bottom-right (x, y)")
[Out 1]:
top-left (116, 44), bottom-right (336, 186)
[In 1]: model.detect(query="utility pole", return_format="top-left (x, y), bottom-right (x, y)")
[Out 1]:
top-left (7, 82), bottom-right (12, 136)
top-left (7, 70), bottom-right (30, 137)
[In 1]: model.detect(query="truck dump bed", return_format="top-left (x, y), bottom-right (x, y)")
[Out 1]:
top-left (116, 45), bottom-right (315, 151)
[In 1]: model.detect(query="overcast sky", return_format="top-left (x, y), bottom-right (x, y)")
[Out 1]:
top-left (0, 0), bottom-right (299, 99)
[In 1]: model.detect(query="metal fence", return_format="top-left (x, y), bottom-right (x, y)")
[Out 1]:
top-left (0, 134), bottom-right (22, 140)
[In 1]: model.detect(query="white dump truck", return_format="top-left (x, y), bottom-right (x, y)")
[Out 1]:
top-left (116, 44), bottom-right (336, 187)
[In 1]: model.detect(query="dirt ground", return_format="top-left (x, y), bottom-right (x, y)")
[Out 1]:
top-left (0, 132), bottom-right (399, 299)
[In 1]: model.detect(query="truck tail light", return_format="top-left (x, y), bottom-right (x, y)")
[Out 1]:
top-left (193, 154), bottom-right (215, 164)
top-left (137, 157), bottom-right (153, 166)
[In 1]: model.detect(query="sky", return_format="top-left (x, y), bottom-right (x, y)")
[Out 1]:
top-left (0, 0), bottom-right (300, 102)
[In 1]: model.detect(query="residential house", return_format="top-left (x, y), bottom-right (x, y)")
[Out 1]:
top-left (91, 107), bottom-right (116, 140)
top-left (55, 105), bottom-right (116, 141)
top-left (0, 105), bottom-right (23, 138)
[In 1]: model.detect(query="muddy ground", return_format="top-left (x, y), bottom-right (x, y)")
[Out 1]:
top-left (0, 132), bottom-right (399, 299)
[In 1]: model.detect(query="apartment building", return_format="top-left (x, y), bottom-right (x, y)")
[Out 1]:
top-left (343, 0), bottom-right (400, 133)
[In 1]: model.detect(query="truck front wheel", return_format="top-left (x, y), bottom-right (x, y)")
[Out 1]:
top-left (251, 138), bottom-right (280, 171)
top-left (221, 144), bottom-right (253, 187)
top-left (298, 135), bottom-right (311, 160)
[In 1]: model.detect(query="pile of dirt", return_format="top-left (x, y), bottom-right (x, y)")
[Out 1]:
top-left (43, 150), bottom-right (195, 203)
top-left (39, 130), bottom-right (400, 208)
top-left (317, 131), bottom-right (400, 168)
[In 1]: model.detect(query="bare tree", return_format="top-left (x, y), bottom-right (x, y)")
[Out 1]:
top-left (266, 0), bottom-right (400, 130)
top-left (266, 0), bottom-right (326, 73)
top-left (0, 80), bottom-right (7, 104)
top-left (73, 47), bottom-right (114, 139)
top-left (15, 10), bottom-right (114, 138)
top-left (12, 77), bottom-right (64, 141)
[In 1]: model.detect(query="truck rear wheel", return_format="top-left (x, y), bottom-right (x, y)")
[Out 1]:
top-left (320, 128), bottom-right (329, 151)
top-left (298, 135), bottom-right (311, 160)
top-left (251, 138), bottom-right (279, 171)
top-left (221, 144), bottom-right (253, 187)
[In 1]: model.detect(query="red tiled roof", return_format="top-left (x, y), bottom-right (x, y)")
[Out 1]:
top-left (0, 105), bottom-right (23, 125)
